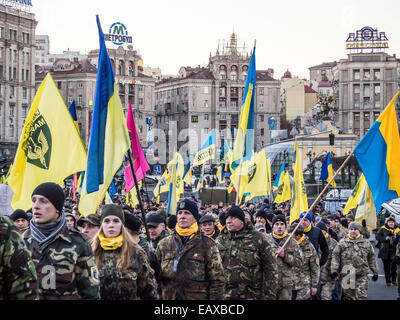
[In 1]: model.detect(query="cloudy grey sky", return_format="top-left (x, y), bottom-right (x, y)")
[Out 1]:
top-left (32, 0), bottom-right (400, 79)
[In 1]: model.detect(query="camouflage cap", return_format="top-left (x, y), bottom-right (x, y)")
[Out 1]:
top-left (77, 214), bottom-right (101, 227)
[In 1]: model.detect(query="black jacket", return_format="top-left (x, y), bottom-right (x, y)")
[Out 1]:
top-left (376, 225), bottom-right (399, 260)
top-left (304, 225), bottom-right (329, 266)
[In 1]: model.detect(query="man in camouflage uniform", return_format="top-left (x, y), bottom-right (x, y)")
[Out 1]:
top-left (290, 223), bottom-right (320, 300)
top-left (25, 182), bottom-right (100, 300)
top-left (317, 222), bottom-right (338, 300)
top-left (331, 221), bottom-right (378, 300)
top-left (146, 211), bottom-right (169, 250)
top-left (330, 216), bottom-right (348, 240)
top-left (156, 198), bottom-right (224, 300)
top-left (0, 215), bottom-right (38, 300)
top-left (266, 215), bottom-right (303, 300)
top-left (216, 206), bottom-right (278, 300)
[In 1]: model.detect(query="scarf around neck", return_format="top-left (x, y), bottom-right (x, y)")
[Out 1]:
top-left (30, 210), bottom-right (66, 250)
top-left (348, 233), bottom-right (361, 240)
top-left (176, 222), bottom-right (198, 237)
top-left (98, 232), bottom-right (124, 250)
top-left (297, 234), bottom-right (306, 244)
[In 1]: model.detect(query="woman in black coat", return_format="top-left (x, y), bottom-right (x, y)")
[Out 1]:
top-left (376, 216), bottom-right (400, 286)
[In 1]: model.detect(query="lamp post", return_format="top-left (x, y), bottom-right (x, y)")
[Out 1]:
top-left (306, 150), bottom-right (316, 183)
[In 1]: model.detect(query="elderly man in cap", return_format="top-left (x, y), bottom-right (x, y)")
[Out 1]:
top-left (77, 214), bottom-right (101, 242)
top-left (10, 209), bottom-right (30, 233)
top-left (199, 214), bottom-right (219, 240)
top-left (155, 198), bottom-right (225, 300)
top-left (266, 214), bottom-right (303, 300)
top-left (24, 182), bottom-right (100, 300)
top-left (146, 211), bottom-right (169, 250)
top-left (217, 206), bottom-right (278, 300)
top-left (331, 221), bottom-right (379, 300)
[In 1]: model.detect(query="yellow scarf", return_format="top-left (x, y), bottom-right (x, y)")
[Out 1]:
top-left (382, 226), bottom-right (400, 236)
top-left (304, 223), bottom-right (312, 233)
top-left (324, 232), bottom-right (329, 239)
top-left (348, 233), bottom-right (361, 240)
top-left (176, 222), bottom-right (198, 237)
top-left (98, 232), bottom-right (123, 250)
top-left (297, 234), bottom-right (305, 244)
top-left (217, 222), bottom-right (224, 232)
top-left (273, 231), bottom-right (288, 240)
top-left (209, 229), bottom-right (216, 238)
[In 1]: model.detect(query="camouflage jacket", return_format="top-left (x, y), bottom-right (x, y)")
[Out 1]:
top-left (331, 236), bottom-right (378, 277)
top-left (333, 226), bottom-right (348, 240)
top-left (266, 233), bottom-right (303, 288)
top-left (156, 230), bottom-right (225, 300)
top-left (24, 226), bottom-right (100, 300)
top-left (138, 233), bottom-right (151, 255)
top-left (98, 244), bottom-right (158, 300)
top-left (216, 223), bottom-right (278, 300)
top-left (0, 216), bottom-right (38, 300)
top-left (292, 236), bottom-right (320, 290)
top-left (320, 235), bottom-right (338, 283)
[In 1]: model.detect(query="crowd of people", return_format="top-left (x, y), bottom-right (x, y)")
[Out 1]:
top-left (1, 181), bottom-right (400, 300)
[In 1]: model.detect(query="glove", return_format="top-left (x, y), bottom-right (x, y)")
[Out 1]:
top-left (330, 272), bottom-right (339, 279)
top-left (362, 219), bottom-right (367, 228)
top-left (371, 274), bottom-right (378, 282)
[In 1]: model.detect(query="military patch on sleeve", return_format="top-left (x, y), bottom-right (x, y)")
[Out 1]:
top-left (90, 266), bottom-right (99, 281)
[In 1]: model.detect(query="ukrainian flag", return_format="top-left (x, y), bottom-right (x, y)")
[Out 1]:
top-left (273, 160), bottom-right (286, 192)
top-left (182, 152), bottom-right (192, 185)
top-left (68, 101), bottom-right (79, 133)
top-left (78, 15), bottom-right (130, 216)
top-left (354, 91), bottom-right (400, 211)
top-left (231, 46), bottom-right (256, 169)
top-left (192, 131), bottom-right (216, 167)
top-left (320, 152), bottom-right (336, 187)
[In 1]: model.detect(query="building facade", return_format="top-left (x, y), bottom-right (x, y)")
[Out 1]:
top-left (34, 34), bottom-right (49, 66)
top-left (0, 3), bottom-right (36, 157)
top-left (338, 51), bottom-right (399, 138)
top-left (154, 33), bottom-right (281, 163)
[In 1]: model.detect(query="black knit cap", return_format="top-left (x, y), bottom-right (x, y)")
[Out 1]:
top-left (316, 221), bottom-right (328, 232)
top-left (101, 204), bottom-right (125, 224)
top-left (124, 213), bottom-right (142, 233)
top-left (177, 198), bottom-right (200, 221)
top-left (255, 210), bottom-right (267, 221)
top-left (31, 182), bottom-right (65, 213)
top-left (10, 209), bottom-right (29, 222)
top-left (272, 214), bottom-right (287, 227)
top-left (226, 206), bottom-right (246, 224)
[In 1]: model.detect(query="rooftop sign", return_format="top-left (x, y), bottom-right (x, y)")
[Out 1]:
top-left (104, 22), bottom-right (132, 46)
top-left (346, 26), bottom-right (388, 50)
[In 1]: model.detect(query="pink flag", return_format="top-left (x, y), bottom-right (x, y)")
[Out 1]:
top-left (125, 102), bottom-right (150, 192)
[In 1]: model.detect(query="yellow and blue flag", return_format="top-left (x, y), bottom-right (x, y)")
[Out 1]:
top-left (320, 152), bottom-right (336, 187)
top-left (68, 101), bottom-right (79, 133)
top-left (354, 91), bottom-right (400, 211)
top-left (7, 73), bottom-right (87, 210)
top-left (166, 152), bottom-right (184, 215)
top-left (231, 47), bottom-right (256, 169)
top-left (343, 174), bottom-right (367, 215)
top-left (273, 160), bottom-right (285, 192)
top-left (217, 142), bottom-right (232, 183)
top-left (274, 171), bottom-right (291, 204)
top-left (182, 152), bottom-right (192, 185)
top-left (78, 15), bottom-right (130, 216)
top-left (192, 131), bottom-right (216, 167)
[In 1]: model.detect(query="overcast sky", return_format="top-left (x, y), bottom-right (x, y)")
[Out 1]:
top-left (32, 0), bottom-right (400, 79)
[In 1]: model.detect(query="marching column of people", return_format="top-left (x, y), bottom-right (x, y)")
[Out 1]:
top-left (2, 182), bottom-right (398, 300)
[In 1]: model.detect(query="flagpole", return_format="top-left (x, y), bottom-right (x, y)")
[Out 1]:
top-left (127, 149), bottom-right (153, 252)
top-left (235, 130), bottom-right (245, 205)
top-left (276, 150), bottom-right (354, 256)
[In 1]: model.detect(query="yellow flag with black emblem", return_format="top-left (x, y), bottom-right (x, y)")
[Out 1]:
top-left (290, 141), bottom-right (308, 224)
top-left (7, 73), bottom-right (87, 210)
top-left (274, 171), bottom-right (291, 204)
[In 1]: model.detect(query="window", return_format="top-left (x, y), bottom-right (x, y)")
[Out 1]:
top-left (138, 85), bottom-right (143, 92)
top-left (0, 47), bottom-right (3, 60)
top-left (26, 53), bottom-right (29, 65)
top-left (353, 84), bottom-right (360, 108)
top-left (242, 72), bottom-right (247, 80)
top-left (13, 50), bottom-right (16, 62)
top-left (230, 101), bottom-right (237, 108)
top-left (22, 87), bottom-right (27, 99)
top-left (25, 69), bottom-right (29, 81)
top-left (230, 72), bottom-right (237, 81)
top-left (9, 29), bottom-right (17, 41)
top-left (78, 81), bottom-right (83, 89)
top-left (22, 104), bottom-right (28, 118)
top-left (203, 86), bottom-right (208, 94)
top-left (220, 72), bottom-right (226, 80)
top-left (261, 128), bottom-right (264, 136)
top-left (9, 86), bottom-right (14, 98)
top-left (68, 81), bottom-right (73, 89)
top-left (0, 66), bottom-right (3, 79)
top-left (21, 68), bottom-right (25, 81)
top-left (204, 100), bottom-right (209, 108)
top-left (259, 115), bottom-right (264, 122)
top-left (9, 103), bottom-right (15, 117)
top-left (353, 70), bottom-right (360, 81)
top-left (259, 102), bottom-right (264, 109)
top-left (373, 69), bottom-right (380, 80)
top-left (363, 84), bottom-right (370, 97)
top-left (353, 112), bottom-right (360, 136)
top-left (9, 124), bottom-right (14, 137)
top-left (219, 87), bottom-right (226, 97)
top-left (77, 95), bottom-right (82, 106)
top-left (204, 114), bottom-right (209, 120)
top-left (364, 112), bottom-right (371, 135)
top-left (219, 100), bottom-right (226, 108)
top-left (68, 95), bottom-right (73, 104)
top-left (0, 27), bottom-right (3, 39)
top-left (259, 87), bottom-right (264, 95)
top-left (57, 81), bottom-right (62, 89)
top-left (363, 69), bottom-right (370, 81)
top-left (138, 98), bottom-right (143, 106)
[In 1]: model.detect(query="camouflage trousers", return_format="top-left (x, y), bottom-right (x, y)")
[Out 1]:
top-left (320, 281), bottom-right (335, 300)
top-left (277, 286), bottom-right (292, 300)
top-left (341, 275), bottom-right (368, 300)
top-left (292, 286), bottom-right (311, 300)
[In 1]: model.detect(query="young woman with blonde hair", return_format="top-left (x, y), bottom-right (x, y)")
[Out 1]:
top-left (92, 204), bottom-right (158, 300)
